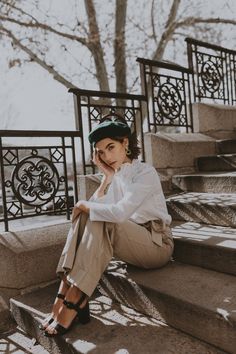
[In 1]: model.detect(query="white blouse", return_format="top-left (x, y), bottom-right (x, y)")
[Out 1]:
top-left (85, 159), bottom-right (172, 225)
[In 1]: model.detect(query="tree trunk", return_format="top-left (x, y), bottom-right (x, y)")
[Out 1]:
top-left (85, 0), bottom-right (110, 93)
top-left (114, 0), bottom-right (127, 93)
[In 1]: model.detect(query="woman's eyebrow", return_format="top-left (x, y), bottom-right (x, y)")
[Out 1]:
top-left (97, 143), bottom-right (114, 153)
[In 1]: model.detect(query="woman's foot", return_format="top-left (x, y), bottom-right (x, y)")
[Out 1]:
top-left (40, 277), bottom-right (70, 330)
top-left (39, 293), bottom-right (66, 330)
top-left (44, 285), bottom-right (89, 336)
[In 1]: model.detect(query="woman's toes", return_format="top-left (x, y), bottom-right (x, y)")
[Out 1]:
top-left (45, 322), bottom-right (56, 334)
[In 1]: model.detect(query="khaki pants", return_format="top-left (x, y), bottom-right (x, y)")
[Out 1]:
top-left (56, 212), bottom-right (174, 297)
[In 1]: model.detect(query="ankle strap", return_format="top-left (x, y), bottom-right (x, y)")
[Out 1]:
top-left (57, 293), bottom-right (65, 300)
top-left (63, 293), bottom-right (87, 311)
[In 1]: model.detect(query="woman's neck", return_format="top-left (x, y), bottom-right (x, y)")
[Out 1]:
top-left (123, 156), bottom-right (132, 164)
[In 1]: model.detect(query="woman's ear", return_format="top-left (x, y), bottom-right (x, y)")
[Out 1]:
top-left (123, 137), bottom-right (129, 147)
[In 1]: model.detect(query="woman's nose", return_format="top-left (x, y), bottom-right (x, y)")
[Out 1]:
top-left (104, 152), bottom-right (112, 163)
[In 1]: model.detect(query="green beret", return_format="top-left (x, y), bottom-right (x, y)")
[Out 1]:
top-left (88, 119), bottom-right (131, 145)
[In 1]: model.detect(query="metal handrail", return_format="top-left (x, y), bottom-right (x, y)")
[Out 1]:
top-left (185, 37), bottom-right (236, 55)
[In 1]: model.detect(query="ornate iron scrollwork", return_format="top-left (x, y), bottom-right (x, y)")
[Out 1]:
top-left (201, 60), bottom-right (222, 93)
top-left (156, 82), bottom-right (183, 120)
top-left (11, 155), bottom-right (60, 206)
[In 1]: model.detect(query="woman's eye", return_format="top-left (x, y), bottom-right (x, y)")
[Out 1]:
top-left (108, 146), bottom-right (114, 151)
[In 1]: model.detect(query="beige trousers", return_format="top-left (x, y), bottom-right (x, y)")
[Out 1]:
top-left (56, 212), bottom-right (174, 297)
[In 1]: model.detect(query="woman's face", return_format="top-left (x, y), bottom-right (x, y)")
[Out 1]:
top-left (95, 137), bottom-right (131, 170)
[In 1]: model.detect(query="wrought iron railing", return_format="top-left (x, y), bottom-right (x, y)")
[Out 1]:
top-left (0, 131), bottom-right (81, 231)
top-left (186, 37), bottom-right (236, 105)
top-left (69, 88), bottom-right (147, 174)
top-left (137, 57), bottom-right (193, 132)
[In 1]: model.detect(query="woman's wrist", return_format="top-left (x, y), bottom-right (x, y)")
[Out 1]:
top-left (96, 178), bottom-right (110, 197)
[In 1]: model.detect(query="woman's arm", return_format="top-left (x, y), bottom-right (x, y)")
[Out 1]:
top-left (86, 167), bottom-right (158, 223)
top-left (93, 174), bottom-right (111, 199)
top-left (72, 150), bottom-right (114, 221)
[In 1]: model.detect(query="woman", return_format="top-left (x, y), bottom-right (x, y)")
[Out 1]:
top-left (41, 113), bottom-right (174, 336)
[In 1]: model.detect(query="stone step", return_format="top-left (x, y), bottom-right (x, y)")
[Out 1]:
top-left (172, 221), bottom-right (236, 276)
top-left (196, 154), bottom-right (236, 172)
top-left (166, 192), bottom-right (236, 227)
top-left (217, 139), bottom-right (236, 154)
top-left (172, 172), bottom-right (236, 193)
top-left (99, 261), bottom-right (236, 354)
top-left (0, 327), bottom-right (49, 353)
top-left (9, 282), bottom-right (226, 354)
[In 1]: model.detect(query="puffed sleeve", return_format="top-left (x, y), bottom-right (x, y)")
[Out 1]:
top-left (85, 167), bottom-right (157, 223)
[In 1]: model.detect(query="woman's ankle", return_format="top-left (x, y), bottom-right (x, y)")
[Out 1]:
top-left (65, 286), bottom-right (88, 309)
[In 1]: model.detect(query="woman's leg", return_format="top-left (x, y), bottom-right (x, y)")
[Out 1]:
top-left (44, 217), bottom-right (172, 335)
top-left (58, 217), bottom-right (172, 302)
top-left (41, 275), bottom-right (70, 329)
top-left (112, 220), bottom-right (174, 269)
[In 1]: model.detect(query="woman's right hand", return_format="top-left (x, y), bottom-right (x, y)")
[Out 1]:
top-left (92, 150), bottom-right (115, 184)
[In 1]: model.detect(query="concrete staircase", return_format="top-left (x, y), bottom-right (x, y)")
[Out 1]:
top-left (172, 139), bottom-right (236, 193)
top-left (6, 104), bottom-right (236, 353)
top-left (8, 271), bottom-right (228, 354)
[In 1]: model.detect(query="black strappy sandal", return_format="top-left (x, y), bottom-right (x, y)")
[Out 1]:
top-left (39, 293), bottom-right (65, 330)
top-left (44, 292), bottom-right (90, 337)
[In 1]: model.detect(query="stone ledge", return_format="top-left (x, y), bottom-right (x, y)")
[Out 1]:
top-left (0, 221), bottom-right (70, 289)
top-left (172, 171), bottom-right (236, 193)
top-left (167, 192), bottom-right (236, 227)
top-left (172, 221), bottom-right (236, 275)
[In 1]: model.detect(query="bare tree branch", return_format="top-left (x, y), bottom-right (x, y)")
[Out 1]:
top-left (151, 0), bottom-right (158, 45)
top-left (176, 17), bottom-right (236, 28)
top-left (0, 14), bottom-right (88, 45)
top-left (152, 0), bottom-right (181, 61)
top-left (0, 24), bottom-right (75, 89)
top-left (0, 0), bottom-right (38, 22)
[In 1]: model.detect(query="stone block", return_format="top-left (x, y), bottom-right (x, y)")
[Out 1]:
top-left (217, 139), bottom-right (236, 154)
top-left (196, 154), bottom-right (236, 171)
top-left (144, 132), bottom-right (216, 169)
top-left (0, 221), bottom-right (70, 289)
top-left (193, 103), bottom-right (236, 137)
top-left (77, 173), bottom-right (102, 200)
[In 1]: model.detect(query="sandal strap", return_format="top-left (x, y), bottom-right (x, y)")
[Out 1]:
top-left (57, 293), bottom-right (65, 300)
top-left (54, 322), bottom-right (67, 335)
top-left (63, 293), bottom-right (87, 312)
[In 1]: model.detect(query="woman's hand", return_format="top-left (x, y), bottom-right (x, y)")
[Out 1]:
top-left (92, 150), bottom-right (115, 184)
top-left (72, 200), bottom-right (89, 222)
top-left (75, 201), bottom-right (90, 213)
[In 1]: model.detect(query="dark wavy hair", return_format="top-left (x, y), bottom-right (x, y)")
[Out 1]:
top-left (99, 113), bottom-right (141, 160)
